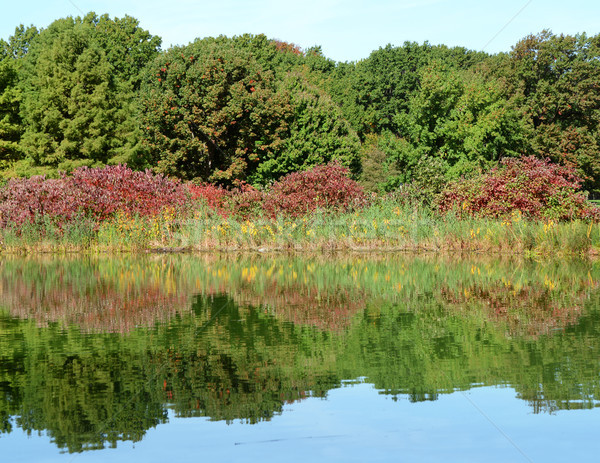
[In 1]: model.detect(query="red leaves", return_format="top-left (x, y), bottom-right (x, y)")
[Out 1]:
top-left (437, 156), bottom-right (595, 220)
top-left (0, 177), bottom-right (72, 229)
top-left (262, 163), bottom-right (366, 217)
top-left (271, 39), bottom-right (303, 56)
top-left (187, 163), bottom-right (366, 219)
top-left (70, 165), bottom-right (188, 221)
top-left (0, 165), bottom-right (188, 229)
top-left (187, 183), bottom-right (229, 215)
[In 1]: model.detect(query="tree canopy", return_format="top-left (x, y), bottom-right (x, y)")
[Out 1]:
top-left (0, 13), bottom-right (599, 195)
top-left (139, 35), bottom-right (360, 184)
top-left (5, 13), bottom-right (160, 176)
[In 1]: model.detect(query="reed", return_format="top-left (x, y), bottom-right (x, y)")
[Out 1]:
top-left (1, 197), bottom-right (599, 256)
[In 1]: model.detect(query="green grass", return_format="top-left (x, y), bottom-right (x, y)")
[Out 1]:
top-left (2, 200), bottom-right (600, 256)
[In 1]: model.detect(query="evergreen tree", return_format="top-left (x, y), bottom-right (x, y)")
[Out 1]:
top-left (0, 25), bottom-right (39, 171)
top-left (0, 59), bottom-right (23, 166)
top-left (16, 13), bottom-right (160, 176)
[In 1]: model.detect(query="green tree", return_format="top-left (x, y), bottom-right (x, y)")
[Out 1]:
top-left (88, 14), bottom-right (162, 91)
top-left (497, 31), bottom-right (600, 193)
top-left (16, 13), bottom-right (160, 176)
top-left (249, 70), bottom-right (361, 184)
top-left (0, 59), bottom-right (23, 166)
top-left (0, 25), bottom-right (39, 172)
top-left (329, 42), bottom-right (488, 138)
top-left (394, 61), bottom-right (526, 180)
top-left (139, 36), bottom-right (293, 183)
top-left (0, 24), bottom-right (39, 60)
top-left (140, 35), bottom-right (360, 184)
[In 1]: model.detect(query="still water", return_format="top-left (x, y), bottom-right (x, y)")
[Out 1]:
top-left (1, 254), bottom-right (599, 462)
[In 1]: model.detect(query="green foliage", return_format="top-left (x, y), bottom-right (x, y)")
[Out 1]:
top-left (359, 134), bottom-right (397, 192)
top-left (140, 36), bottom-right (360, 185)
top-left (0, 24), bottom-right (39, 60)
top-left (395, 60), bottom-right (527, 180)
top-left (228, 34), bottom-right (305, 75)
top-left (0, 25), bottom-right (39, 170)
top-left (0, 12), bottom-right (598, 203)
top-left (16, 13), bottom-right (160, 176)
top-left (329, 42), bottom-right (488, 138)
top-left (139, 36), bottom-right (292, 183)
top-left (87, 14), bottom-right (162, 91)
top-left (495, 31), bottom-right (600, 193)
top-left (0, 59), bottom-right (23, 165)
top-left (249, 71), bottom-right (361, 184)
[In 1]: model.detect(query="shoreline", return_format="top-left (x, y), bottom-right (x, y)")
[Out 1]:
top-left (3, 202), bottom-right (600, 258)
top-left (1, 242), bottom-right (598, 259)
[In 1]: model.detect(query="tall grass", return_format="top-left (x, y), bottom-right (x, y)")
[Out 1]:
top-left (0, 201), bottom-right (593, 256)
top-left (2, 197), bottom-right (600, 256)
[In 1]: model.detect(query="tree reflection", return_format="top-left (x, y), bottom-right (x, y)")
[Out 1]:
top-left (0, 254), bottom-right (599, 452)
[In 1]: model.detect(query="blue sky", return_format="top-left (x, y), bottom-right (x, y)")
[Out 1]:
top-left (1, 0), bottom-right (599, 62)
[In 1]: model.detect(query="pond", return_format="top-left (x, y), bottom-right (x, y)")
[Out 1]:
top-left (1, 254), bottom-right (600, 462)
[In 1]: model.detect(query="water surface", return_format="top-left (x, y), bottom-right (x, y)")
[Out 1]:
top-left (1, 254), bottom-right (599, 461)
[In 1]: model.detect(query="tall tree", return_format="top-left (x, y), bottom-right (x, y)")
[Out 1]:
top-left (0, 24), bottom-right (39, 60)
top-left (395, 61), bottom-right (526, 180)
top-left (17, 13), bottom-right (160, 176)
top-left (249, 70), bottom-right (360, 185)
top-left (0, 25), bottom-right (39, 172)
top-left (140, 37), bottom-right (292, 183)
top-left (140, 35), bottom-right (360, 185)
top-left (328, 42), bottom-right (488, 138)
top-left (496, 31), bottom-right (600, 193)
top-left (0, 59), bottom-right (23, 166)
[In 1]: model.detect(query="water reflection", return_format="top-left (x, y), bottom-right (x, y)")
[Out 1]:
top-left (0, 254), bottom-right (599, 453)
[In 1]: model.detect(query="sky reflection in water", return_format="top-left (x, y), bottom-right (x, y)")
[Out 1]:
top-left (3, 383), bottom-right (600, 463)
top-left (1, 254), bottom-right (600, 461)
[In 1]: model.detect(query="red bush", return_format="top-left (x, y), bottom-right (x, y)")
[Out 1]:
top-left (187, 183), bottom-right (229, 215)
top-left (437, 156), bottom-right (598, 220)
top-left (226, 182), bottom-right (265, 218)
top-left (186, 164), bottom-right (365, 219)
top-left (69, 165), bottom-right (188, 221)
top-left (0, 165), bottom-right (188, 229)
top-left (187, 181), bottom-right (264, 218)
top-left (263, 163), bottom-right (366, 217)
top-left (0, 176), bottom-right (73, 228)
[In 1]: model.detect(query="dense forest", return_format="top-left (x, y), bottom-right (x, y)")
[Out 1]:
top-left (1, 12), bottom-right (599, 195)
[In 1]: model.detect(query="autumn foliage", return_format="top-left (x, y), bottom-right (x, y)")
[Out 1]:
top-left (0, 165), bottom-right (187, 228)
top-left (187, 163), bottom-right (366, 218)
top-left (1, 158), bottom-right (597, 243)
top-left (263, 163), bottom-right (366, 217)
top-left (437, 156), bottom-right (598, 220)
top-left (186, 183), bottom-right (230, 215)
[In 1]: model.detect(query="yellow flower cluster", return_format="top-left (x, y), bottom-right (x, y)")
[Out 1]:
top-left (543, 220), bottom-right (555, 234)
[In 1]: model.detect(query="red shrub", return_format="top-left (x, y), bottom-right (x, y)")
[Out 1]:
top-left (226, 182), bottom-right (265, 218)
top-left (263, 163), bottom-right (366, 217)
top-left (69, 165), bottom-right (188, 221)
top-left (187, 183), bottom-right (229, 215)
top-left (0, 176), bottom-right (72, 228)
top-left (0, 165), bottom-right (188, 229)
top-left (437, 156), bottom-right (597, 220)
top-left (187, 182), bottom-right (264, 218)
